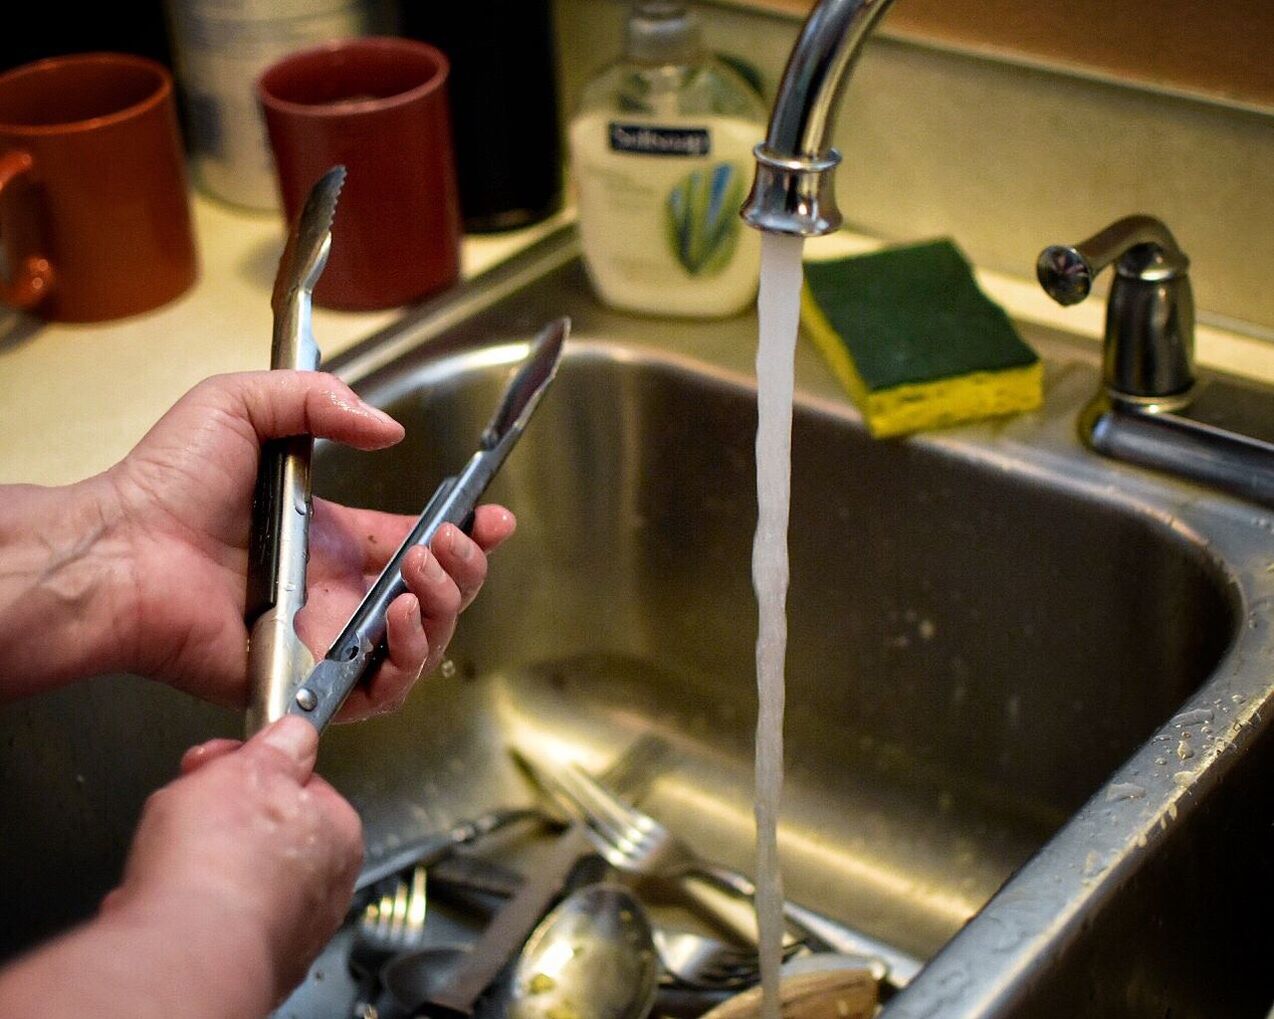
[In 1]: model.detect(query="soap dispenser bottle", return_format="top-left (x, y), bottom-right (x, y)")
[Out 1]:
top-left (569, 0), bottom-right (767, 318)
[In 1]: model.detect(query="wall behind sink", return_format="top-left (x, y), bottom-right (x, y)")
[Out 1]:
top-left (551, 0), bottom-right (1274, 336)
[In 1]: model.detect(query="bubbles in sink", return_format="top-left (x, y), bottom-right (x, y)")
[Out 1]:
top-left (984, 912), bottom-right (1025, 952)
top-left (1082, 849), bottom-right (1106, 878)
top-left (1105, 782), bottom-right (1146, 802)
top-left (1172, 707), bottom-right (1214, 727)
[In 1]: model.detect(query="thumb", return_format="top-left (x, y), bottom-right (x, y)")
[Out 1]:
top-left (196, 370), bottom-right (404, 451)
top-left (242, 716), bottom-right (319, 784)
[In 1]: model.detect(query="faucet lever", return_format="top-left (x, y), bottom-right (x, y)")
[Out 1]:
top-left (1037, 215), bottom-right (1195, 402)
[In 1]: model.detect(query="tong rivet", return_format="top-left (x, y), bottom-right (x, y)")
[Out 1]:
top-left (295, 688), bottom-right (318, 711)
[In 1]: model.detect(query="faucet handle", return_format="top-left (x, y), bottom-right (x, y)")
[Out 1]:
top-left (1037, 215), bottom-right (1188, 304)
top-left (1037, 215), bottom-right (1195, 402)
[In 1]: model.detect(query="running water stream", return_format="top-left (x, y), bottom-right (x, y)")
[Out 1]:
top-left (752, 231), bottom-right (806, 1019)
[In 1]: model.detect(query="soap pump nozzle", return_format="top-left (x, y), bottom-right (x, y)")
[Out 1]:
top-left (625, 0), bottom-right (701, 64)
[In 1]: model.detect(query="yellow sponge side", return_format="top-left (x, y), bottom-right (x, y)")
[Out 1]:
top-left (800, 285), bottom-right (1043, 439)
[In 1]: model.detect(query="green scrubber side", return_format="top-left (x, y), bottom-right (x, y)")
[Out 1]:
top-left (802, 240), bottom-right (1043, 437)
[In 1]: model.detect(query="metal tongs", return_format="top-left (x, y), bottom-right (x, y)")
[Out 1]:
top-left (243, 171), bottom-right (568, 735)
top-left (245, 166), bottom-right (345, 736)
top-left (284, 316), bottom-right (567, 732)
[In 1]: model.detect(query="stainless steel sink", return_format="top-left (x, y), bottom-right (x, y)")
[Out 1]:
top-left (1, 227), bottom-right (1271, 1017)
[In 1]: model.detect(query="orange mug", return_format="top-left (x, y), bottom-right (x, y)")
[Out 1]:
top-left (0, 53), bottom-right (197, 323)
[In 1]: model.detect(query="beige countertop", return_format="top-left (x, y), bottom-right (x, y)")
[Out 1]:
top-left (0, 194), bottom-right (569, 488)
top-left (2, 193), bottom-right (1270, 489)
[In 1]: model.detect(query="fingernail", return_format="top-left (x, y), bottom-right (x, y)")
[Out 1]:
top-left (402, 594), bottom-right (422, 628)
top-left (448, 525), bottom-right (474, 561)
top-left (421, 546), bottom-right (446, 581)
top-left (259, 716), bottom-right (315, 761)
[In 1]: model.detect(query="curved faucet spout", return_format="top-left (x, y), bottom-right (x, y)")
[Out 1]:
top-left (740, 0), bottom-right (897, 237)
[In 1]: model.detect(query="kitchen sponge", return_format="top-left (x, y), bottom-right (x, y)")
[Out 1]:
top-left (801, 240), bottom-right (1042, 438)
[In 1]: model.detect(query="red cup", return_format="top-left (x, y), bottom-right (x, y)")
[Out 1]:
top-left (258, 37), bottom-right (462, 311)
top-left (0, 53), bottom-right (197, 323)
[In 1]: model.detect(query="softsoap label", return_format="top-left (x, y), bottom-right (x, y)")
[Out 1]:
top-left (573, 112), bottom-right (760, 315)
top-left (608, 122), bottom-right (711, 157)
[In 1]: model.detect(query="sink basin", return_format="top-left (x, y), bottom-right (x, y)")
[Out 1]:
top-left (1, 228), bottom-right (1271, 1017)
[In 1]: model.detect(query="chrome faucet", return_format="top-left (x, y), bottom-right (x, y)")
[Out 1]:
top-left (1038, 215), bottom-right (1274, 508)
top-left (737, 1), bottom-right (1274, 508)
top-left (740, 0), bottom-right (895, 237)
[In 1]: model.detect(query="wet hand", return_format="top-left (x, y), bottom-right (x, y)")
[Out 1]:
top-left (96, 371), bottom-right (516, 717)
top-left (103, 718), bottom-right (362, 1003)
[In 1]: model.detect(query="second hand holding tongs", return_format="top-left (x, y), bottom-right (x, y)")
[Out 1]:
top-left (285, 316), bottom-right (569, 733)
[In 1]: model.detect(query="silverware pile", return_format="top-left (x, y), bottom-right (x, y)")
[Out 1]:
top-left (283, 735), bottom-right (922, 1019)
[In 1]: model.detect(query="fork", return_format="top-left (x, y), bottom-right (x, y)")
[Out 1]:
top-left (356, 864), bottom-right (429, 953)
top-left (653, 926), bottom-right (808, 991)
top-left (533, 758), bottom-right (921, 990)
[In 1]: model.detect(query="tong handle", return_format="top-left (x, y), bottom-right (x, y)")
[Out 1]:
top-left (285, 467), bottom-right (480, 731)
top-left (245, 436), bottom-right (313, 623)
top-left (244, 435), bottom-right (315, 735)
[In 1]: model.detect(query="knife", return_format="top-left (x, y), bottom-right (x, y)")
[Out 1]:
top-left (408, 736), bottom-right (670, 1016)
top-left (284, 316), bottom-right (570, 733)
top-left (244, 165), bottom-right (346, 737)
top-left (416, 823), bottom-right (595, 1018)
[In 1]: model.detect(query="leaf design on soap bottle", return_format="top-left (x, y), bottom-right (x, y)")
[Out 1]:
top-left (664, 162), bottom-right (744, 277)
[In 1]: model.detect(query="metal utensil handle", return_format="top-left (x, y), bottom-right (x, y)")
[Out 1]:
top-left (244, 434), bottom-right (315, 736)
top-left (354, 808), bottom-right (543, 893)
top-left (286, 463), bottom-right (483, 731)
top-left (245, 435), bottom-right (313, 624)
top-left (687, 862), bottom-right (920, 989)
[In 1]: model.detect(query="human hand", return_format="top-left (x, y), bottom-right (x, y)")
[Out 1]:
top-left (102, 718), bottom-right (361, 1006)
top-left (94, 371), bottom-right (515, 716)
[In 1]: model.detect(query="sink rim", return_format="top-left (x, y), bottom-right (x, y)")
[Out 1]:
top-left (325, 224), bottom-right (1274, 1014)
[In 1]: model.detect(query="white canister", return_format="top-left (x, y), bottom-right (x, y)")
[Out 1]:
top-left (165, 0), bottom-right (390, 210)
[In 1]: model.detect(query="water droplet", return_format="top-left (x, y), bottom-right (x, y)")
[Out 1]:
top-left (440, 659), bottom-right (457, 679)
top-left (1172, 707), bottom-right (1214, 727)
top-left (1105, 782), bottom-right (1146, 802)
top-left (1231, 693), bottom-right (1246, 705)
top-left (1154, 757), bottom-right (1167, 766)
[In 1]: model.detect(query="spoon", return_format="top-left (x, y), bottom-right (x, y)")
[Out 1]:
top-left (507, 883), bottom-right (659, 1019)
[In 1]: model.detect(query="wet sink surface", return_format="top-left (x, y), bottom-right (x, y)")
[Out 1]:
top-left (1, 228), bottom-right (1271, 1017)
top-left (318, 343), bottom-right (1232, 964)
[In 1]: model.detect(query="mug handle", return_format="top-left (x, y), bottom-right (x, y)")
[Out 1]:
top-left (0, 150), bottom-right (56, 309)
